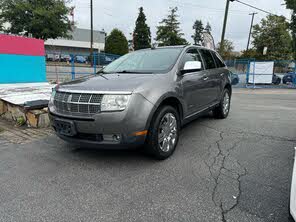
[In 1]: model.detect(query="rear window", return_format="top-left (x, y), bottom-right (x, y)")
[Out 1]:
top-left (212, 52), bottom-right (226, 68)
top-left (199, 49), bottom-right (216, 69)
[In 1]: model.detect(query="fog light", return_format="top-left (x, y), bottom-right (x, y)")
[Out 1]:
top-left (103, 134), bottom-right (121, 142)
top-left (113, 134), bottom-right (121, 141)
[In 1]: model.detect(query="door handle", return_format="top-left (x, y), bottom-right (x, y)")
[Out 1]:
top-left (220, 73), bottom-right (224, 77)
top-left (203, 76), bottom-right (209, 81)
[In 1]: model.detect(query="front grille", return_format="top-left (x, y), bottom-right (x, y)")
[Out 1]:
top-left (54, 91), bottom-right (103, 115)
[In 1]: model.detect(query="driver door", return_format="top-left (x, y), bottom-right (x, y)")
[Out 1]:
top-left (180, 48), bottom-right (208, 116)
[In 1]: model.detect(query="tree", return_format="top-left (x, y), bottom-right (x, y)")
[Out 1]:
top-left (156, 7), bottom-right (188, 46)
top-left (284, 0), bottom-right (296, 59)
top-left (252, 15), bottom-right (292, 60)
top-left (205, 22), bottom-right (212, 33)
top-left (105, 29), bottom-right (128, 55)
top-left (191, 20), bottom-right (204, 45)
top-left (216, 39), bottom-right (234, 60)
top-left (0, 0), bottom-right (72, 40)
top-left (240, 49), bottom-right (259, 59)
top-left (133, 7), bottom-right (151, 50)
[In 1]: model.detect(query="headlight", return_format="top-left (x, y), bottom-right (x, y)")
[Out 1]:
top-left (101, 94), bottom-right (131, 111)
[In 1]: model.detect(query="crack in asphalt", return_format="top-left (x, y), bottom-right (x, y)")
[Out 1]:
top-left (200, 123), bottom-right (296, 143)
top-left (204, 130), bottom-right (248, 222)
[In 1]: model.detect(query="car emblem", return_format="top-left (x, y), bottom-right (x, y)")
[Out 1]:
top-left (67, 94), bottom-right (72, 111)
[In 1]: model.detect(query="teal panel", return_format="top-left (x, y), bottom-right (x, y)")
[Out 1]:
top-left (0, 54), bottom-right (46, 83)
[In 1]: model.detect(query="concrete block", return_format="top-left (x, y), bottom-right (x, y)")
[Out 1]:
top-left (5, 103), bottom-right (26, 121)
top-left (38, 113), bottom-right (50, 128)
top-left (0, 100), bottom-right (8, 115)
top-left (26, 111), bottom-right (38, 128)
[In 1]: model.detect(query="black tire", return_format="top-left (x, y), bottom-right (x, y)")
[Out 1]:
top-left (213, 88), bottom-right (231, 119)
top-left (145, 105), bottom-right (180, 160)
top-left (232, 78), bottom-right (239, 85)
top-left (275, 78), bottom-right (281, 85)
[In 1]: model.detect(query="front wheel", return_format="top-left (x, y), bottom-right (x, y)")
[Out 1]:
top-left (213, 88), bottom-right (231, 119)
top-left (145, 106), bottom-right (180, 160)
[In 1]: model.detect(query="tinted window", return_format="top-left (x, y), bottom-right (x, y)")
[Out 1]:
top-left (180, 48), bottom-right (204, 70)
top-left (103, 48), bottom-right (183, 74)
top-left (199, 49), bottom-right (216, 69)
top-left (212, 52), bottom-right (226, 68)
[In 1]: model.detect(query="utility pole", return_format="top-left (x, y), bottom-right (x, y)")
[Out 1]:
top-left (221, 0), bottom-right (234, 51)
top-left (90, 0), bottom-right (93, 57)
top-left (246, 12), bottom-right (257, 51)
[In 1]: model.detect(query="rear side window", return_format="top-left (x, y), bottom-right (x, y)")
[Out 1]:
top-left (212, 52), bottom-right (226, 68)
top-left (199, 49), bottom-right (216, 69)
top-left (180, 48), bottom-right (204, 70)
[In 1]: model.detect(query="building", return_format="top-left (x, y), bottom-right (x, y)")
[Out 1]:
top-left (0, 34), bottom-right (46, 83)
top-left (45, 27), bottom-right (106, 56)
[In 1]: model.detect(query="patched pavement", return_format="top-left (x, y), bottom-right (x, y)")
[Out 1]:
top-left (0, 89), bottom-right (295, 222)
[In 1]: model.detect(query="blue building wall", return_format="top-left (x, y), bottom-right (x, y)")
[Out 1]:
top-left (0, 54), bottom-right (46, 83)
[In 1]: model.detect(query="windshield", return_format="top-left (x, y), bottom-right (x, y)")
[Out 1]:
top-left (103, 48), bottom-right (183, 74)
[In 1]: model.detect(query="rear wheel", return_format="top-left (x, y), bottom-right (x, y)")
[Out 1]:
top-left (145, 106), bottom-right (180, 160)
top-left (213, 88), bottom-right (231, 119)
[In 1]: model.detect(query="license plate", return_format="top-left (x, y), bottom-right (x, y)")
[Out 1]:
top-left (55, 119), bottom-right (76, 136)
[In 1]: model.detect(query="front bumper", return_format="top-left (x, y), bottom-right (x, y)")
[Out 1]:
top-left (48, 93), bottom-right (154, 148)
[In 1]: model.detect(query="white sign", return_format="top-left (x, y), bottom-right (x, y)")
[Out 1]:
top-left (248, 61), bottom-right (274, 84)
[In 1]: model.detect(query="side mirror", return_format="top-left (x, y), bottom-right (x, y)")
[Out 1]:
top-left (180, 61), bottom-right (202, 75)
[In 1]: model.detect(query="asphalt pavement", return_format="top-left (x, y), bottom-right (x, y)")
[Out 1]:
top-left (0, 89), bottom-right (295, 222)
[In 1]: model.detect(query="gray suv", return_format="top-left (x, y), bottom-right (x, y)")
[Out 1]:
top-left (48, 46), bottom-right (232, 159)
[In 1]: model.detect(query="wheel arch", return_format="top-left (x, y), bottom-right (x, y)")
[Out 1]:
top-left (145, 95), bottom-right (184, 130)
top-left (224, 83), bottom-right (232, 96)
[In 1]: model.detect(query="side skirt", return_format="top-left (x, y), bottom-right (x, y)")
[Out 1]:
top-left (181, 102), bottom-right (219, 126)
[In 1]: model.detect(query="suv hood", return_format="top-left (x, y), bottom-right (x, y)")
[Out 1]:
top-left (58, 73), bottom-right (161, 93)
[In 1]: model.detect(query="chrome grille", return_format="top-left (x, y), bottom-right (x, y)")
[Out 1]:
top-left (54, 91), bottom-right (103, 114)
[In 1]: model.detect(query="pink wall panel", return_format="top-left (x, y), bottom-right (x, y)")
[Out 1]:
top-left (0, 34), bottom-right (45, 56)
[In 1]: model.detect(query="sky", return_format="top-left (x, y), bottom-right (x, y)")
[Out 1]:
top-left (71, 0), bottom-right (292, 51)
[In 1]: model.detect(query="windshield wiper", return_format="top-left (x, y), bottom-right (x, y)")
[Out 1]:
top-left (116, 70), bottom-right (153, 74)
top-left (95, 70), bottom-right (109, 80)
top-left (96, 70), bottom-right (108, 74)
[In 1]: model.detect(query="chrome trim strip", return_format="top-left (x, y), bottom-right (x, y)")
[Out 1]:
top-left (54, 101), bottom-right (101, 105)
top-left (57, 89), bottom-right (132, 95)
top-left (184, 102), bottom-right (219, 119)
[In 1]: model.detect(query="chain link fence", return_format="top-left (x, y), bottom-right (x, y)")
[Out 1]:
top-left (226, 59), bottom-right (296, 89)
top-left (46, 52), bottom-right (120, 83)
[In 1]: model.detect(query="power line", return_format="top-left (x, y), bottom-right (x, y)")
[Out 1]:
top-left (169, 0), bottom-right (249, 14)
top-left (234, 0), bottom-right (279, 16)
top-left (234, 0), bottom-right (291, 22)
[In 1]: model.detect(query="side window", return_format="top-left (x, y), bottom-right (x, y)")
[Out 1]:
top-left (180, 48), bottom-right (204, 70)
top-left (199, 49), bottom-right (216, 69)
top-left (212, 52), bottom-right (226, 68)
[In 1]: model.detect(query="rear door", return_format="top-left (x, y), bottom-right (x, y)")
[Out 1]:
top-left (198, 49), bottom-right (220, 104)
top-left (211, 51), bottom-right (228, 96)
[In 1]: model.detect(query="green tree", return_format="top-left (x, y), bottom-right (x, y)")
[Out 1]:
top-left (240, 49), bottom-right (260, 59)
top-left (252, 15), bottom-right (292, 60)
top-left (191, 20), bottom-right (204, 45)
top-left (0, 0), bottom-right (72, 40)
top-left (216, 39), bottom-right (234, 60)
top-left (284, 0), bottom-right (296, 59)
top-left (133, 7), bottom-right (151, 50)
top-left (156, 7), bottom-right (187, 46)
top-left (105, 28), bottom-right (128, 55)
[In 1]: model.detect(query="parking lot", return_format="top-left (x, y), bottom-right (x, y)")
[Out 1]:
top-left (0, 88), bottom-right (295, 222)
